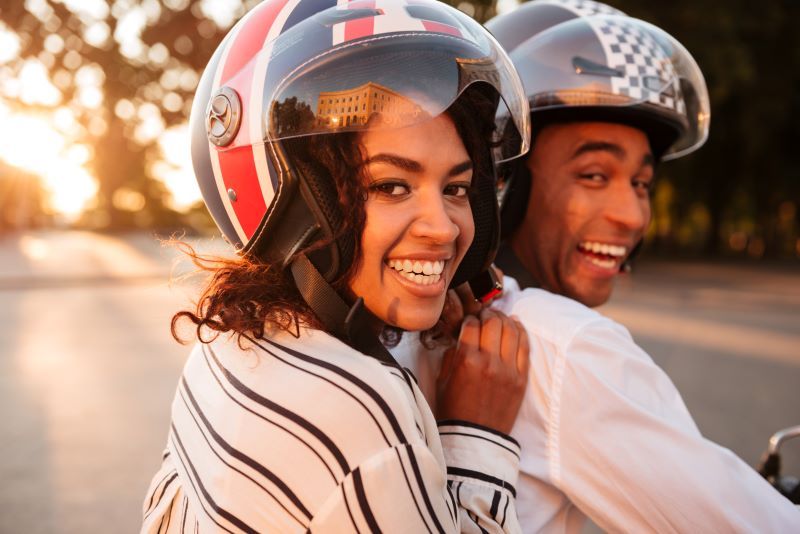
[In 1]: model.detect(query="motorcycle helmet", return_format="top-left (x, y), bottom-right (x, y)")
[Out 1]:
top-left (487, 3), bottom-right (709, 237)
top-left (190, 0), bottom-right (530, 356)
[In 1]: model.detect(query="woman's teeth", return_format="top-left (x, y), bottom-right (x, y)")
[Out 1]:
top-left (387, 259), bottom-right (444, 285)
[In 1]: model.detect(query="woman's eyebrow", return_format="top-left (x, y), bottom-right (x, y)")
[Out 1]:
top-left (364, 153), bottom-right (423, 172)
top-left (365, 154), bottom-right (472, 176)
top-left (449, 160), bottom-right (473, 177)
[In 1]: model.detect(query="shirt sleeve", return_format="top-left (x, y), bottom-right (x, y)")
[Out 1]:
top-left (553, 319), bottom-right (800, 533)
top-left (439, 421), bottom-right (522, 533)
top-left (310, 424), bottom-right (522, 533)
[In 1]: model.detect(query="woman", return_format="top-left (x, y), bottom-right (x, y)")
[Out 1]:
top-left (142, 0), bottom-right (531, 531)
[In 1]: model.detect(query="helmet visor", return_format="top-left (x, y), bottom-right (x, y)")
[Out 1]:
top-left (221, 0), bottom-right (529, 163)
top-left (512, 14), bottom-right (709, 159)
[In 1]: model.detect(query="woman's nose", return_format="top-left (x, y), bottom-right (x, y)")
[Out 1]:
top-left (409, 193), bottom-right (461, 244)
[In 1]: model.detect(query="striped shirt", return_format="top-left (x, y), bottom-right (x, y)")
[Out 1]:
top-left (142, 327), bottom-right (522, 533)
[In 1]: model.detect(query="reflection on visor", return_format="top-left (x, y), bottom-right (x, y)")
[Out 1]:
top-left (210, 0), bottom-right (529, 162)
top-left (272, 51), bottom-right (509, 135)
top-left (316, 82), bottom-right (425, 130)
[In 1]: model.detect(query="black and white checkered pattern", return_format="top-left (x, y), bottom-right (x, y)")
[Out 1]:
top-left (542, 0), bottom-right (624, 17)
top-left (589, 17), bottom-right (685, 114)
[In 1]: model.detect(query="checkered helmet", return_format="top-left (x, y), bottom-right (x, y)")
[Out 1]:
top-left (190, 0), bottom-right (530, 288)
top-left (487, 0), bottom-right (626, 55)
top-left (488, 7), bottom-right (710, 160)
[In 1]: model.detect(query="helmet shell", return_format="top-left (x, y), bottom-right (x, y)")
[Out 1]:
top-left (487, 3), bottom-right (709, 161)
top-left (191, 0), bottom-right (530, 287)
top-left (487, 0), bottom-right (625, 53)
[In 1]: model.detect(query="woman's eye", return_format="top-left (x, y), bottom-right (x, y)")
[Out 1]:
top-left (444, 183), bottom-right (471, 197)
top-left (371, 182), bottom-right (408, 197)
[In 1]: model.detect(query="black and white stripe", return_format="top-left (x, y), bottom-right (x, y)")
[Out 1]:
top-left (141, 330), bottom-right (522, 533)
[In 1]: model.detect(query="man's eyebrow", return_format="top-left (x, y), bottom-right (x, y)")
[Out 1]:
top-left (571, 140), bottom-right (655, 169)
top-left (571, 141), bottom-right (626, 160)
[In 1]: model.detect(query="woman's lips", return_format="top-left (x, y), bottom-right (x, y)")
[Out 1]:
top-left (385, 258), bottom-right (448, 295)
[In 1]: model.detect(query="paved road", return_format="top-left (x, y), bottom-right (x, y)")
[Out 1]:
top-left (0, 231), bottom-right (797, 533)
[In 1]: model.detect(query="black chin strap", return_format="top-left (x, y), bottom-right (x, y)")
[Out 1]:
top-left (290, 254), bottom-right (397, 366)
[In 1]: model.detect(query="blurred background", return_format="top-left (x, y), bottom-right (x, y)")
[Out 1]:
top-left (0, 0), bottom-right (798, 532)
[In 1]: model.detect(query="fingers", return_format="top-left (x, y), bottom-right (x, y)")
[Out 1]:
top-left (513, 317), bottom-right (530, 376)
top-left (478, 308), bottom-right (504, 358)
top-left (453, 283), bottom-right (483, 317)
top-left (438, 290), bottom-right (465, 340)
top-left (457, 314), bottom-right (480, 351)
top-left (499, 313), bottom-right (521, 369)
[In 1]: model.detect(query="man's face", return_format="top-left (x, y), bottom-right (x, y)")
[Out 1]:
top-left (511, 121), bottom-right (654, 307)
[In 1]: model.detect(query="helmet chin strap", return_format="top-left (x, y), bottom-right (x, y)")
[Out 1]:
top-left (290, 253), bottom-right (397, 366)
top-left (620, 239), bottom-right (643, 273)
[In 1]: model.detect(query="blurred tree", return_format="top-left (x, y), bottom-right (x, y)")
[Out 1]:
top-left (0, 0), bottom-right (258, 231)
top-left (0, 160), bottom-right (51, 231)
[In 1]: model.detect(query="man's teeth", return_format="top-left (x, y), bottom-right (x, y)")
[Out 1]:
top-left (588, 256), bottom-right (617, 269)
top-left (579, 241), bottom-right (627, 257)
top-left (387, 259), bottom-right (444, 285)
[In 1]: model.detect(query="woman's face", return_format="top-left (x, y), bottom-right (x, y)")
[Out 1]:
top-left (348, 114), bottom-right (476, 332)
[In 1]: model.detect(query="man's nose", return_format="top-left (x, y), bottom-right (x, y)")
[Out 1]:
top-left (605, 184), bottom-right (649, 231)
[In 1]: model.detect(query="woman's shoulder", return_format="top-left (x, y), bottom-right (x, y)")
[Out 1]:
top-left (186, 328), bottom-right (427, 456)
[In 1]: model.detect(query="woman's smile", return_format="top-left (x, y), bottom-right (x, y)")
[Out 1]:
top-left (348, 113), bottom-right (475, 332)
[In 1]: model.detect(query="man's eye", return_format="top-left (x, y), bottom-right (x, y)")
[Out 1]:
top-left (444, 183), bottom-right (471, 198)
top-left (632, 179), bottom-right (654, 195)
top-left (578, 173), bottom-right (607, 184)
top-left (371, 182), bottom-right (408, 196)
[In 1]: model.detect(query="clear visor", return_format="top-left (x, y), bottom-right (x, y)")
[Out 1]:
top-left (511, 14), bottom-right (710, 159)
top-left (222, 0), bottom-right (529, 163)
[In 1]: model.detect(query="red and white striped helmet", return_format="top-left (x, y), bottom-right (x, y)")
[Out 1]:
top-left (191, 0), bottom-right (530, 285)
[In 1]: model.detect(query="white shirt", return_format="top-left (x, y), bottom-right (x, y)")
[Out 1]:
top-left (393, 277), bottom-right (800, 533)
top-left (142, 326), bottom-right (522, 533)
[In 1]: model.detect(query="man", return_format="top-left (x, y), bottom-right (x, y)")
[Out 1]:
top-left (489, 0), bottom-right (699, 307)
top-left (395, 1), bottom-right (800, 531)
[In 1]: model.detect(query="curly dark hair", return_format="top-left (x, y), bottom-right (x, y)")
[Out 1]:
top-left (172, 84), bottom-right (499, 347)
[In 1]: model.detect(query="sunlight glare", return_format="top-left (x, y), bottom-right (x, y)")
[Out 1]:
top-left (155, 124), bottom-right (201, 211)
top-left (0, 25), bottom-right (21, 64)
top-left (0, 107), bottom-right (98, 219)
top-left (19, 60), bottom-right (61, 106)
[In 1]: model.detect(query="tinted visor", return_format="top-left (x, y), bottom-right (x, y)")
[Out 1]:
top-left (223, 0), bottom-right (529, 163)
